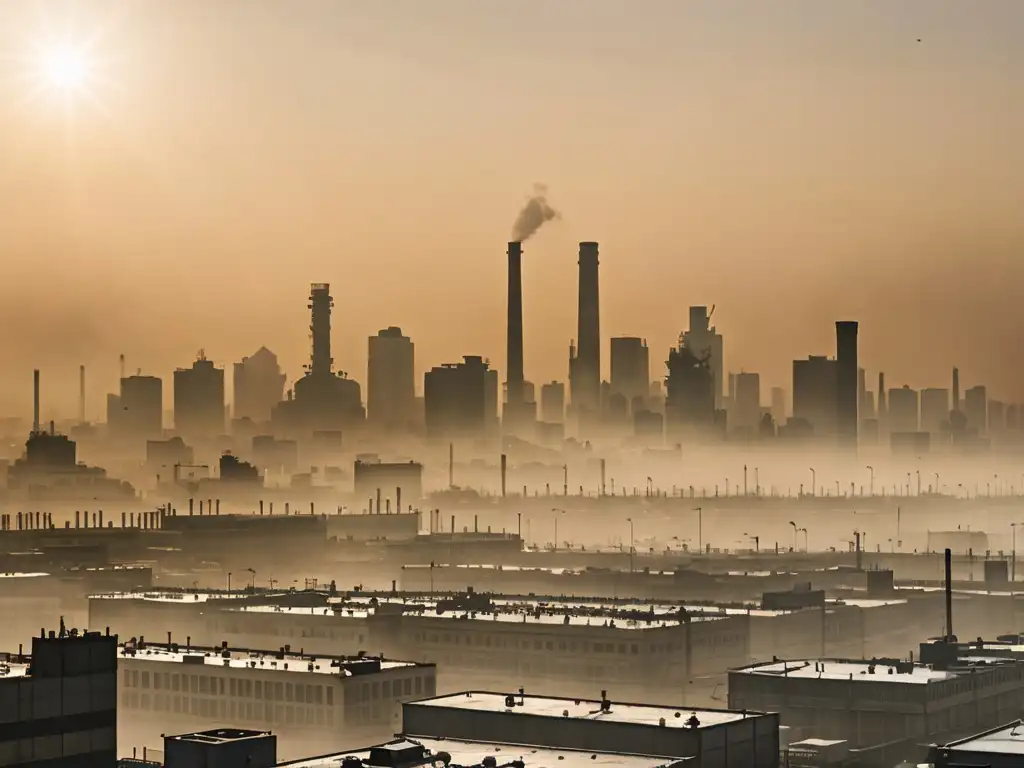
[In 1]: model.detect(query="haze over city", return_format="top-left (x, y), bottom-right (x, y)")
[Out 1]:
top-left (1, 0), bottom-right (1023, 416)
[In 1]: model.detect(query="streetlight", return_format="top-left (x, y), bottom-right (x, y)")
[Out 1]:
top-left (916, 470), bottom-right (921, 497)
top-left (744, 532), bottom-right (760, 553)
top-left (227, 572), bottom-right (232, 592)
top-left (789, 520), bottom-right (798, 551)
top-left (866, 466), bottom-right (874, 497)
top-left (798, 527), bottom-right (809, 552)
top-left (693, 508), bottom-right (702, 552)
top-left (246, 568), bottom-right (256, 590)
top-left (809, 468), bottom-right (816, 497)
top-left (626, 517), bottom-right (635, 572)
top-left (551, 508), bottom-right (565, 551)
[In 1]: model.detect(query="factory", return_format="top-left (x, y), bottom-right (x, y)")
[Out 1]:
top-left (116, 638), bottom-right (436, 760)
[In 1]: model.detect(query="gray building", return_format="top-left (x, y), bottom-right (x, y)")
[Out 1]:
top-left (174, 353), bottom-right (225, 438)
top-left (0, 627), bottom-right (118, 767)
top-left (424, 356), bottom-right (493, 441)
top-left (368, 328), bottom-right (416, 432)
top-left (887, 385), bottom-right (920, 434)
top-left (233, 348), bottom-right (286, 424)
top-left (610, 337), bottom-right (650, 408)
top-left (402, 691), bottom-right (779, 768)
top-left (540, 381), bottom-right (565, 424)
top-left (109, 374), bottom-right (163, 439)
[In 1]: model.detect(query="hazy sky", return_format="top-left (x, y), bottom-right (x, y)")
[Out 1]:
top-left (0, 0), bottom-right (1022, 418)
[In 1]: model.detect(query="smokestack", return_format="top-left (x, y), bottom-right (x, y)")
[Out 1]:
top-left (500, 454), bottom-right (507, 497)
top-left (835, 321), bottom-right (859, 449)
top-left (396, 486), bottom-right (402, 515)
top-left (506, 242), bottom-right (525, 414)
top-left (952, 367), bottom-right (960, 412)
top-left (79, 365), bottom-right (86, 423)
top-left (309, 283), bottom-right (334, 376)
top-left (32, 369), bottom-right (40, 435)
top-left (573, 242), bottom-right (601, 415)
top-left (944, 547), bottom-right (954, 641)
top-left (119, 353), bottom-right (125, 381)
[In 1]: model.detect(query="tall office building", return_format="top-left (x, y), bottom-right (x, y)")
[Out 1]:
top-left (424, 356), bottom-right (492, 440)
top-left (887, 386), bottom-right (920, 434)
top-left (682, 306), bottom-right (724, 409)
top-left (108, 374), bottom-right (163, 439)
top-left (609, 337), bottom-right (650, 408)
top-left (965, 385), bottom-right (987, 436)
top-left (367, 327), bottom-right (416, 431)
top-left (920, 388), bottom-right (950, 433)
top-left (835, 321), bottom-right (859, 449)
top-left (665, 338), bottom-right (717, 439)
top-left (540, 381), bottom-right (565, 424)
top-left (569, 242), bottom-right (601, 418)
top-left (233, 347), bottom-right (286, 424)
top-left (792, 356), bottom-right (837, 436)
top-left (733, 372), bottom-right (761, 433)
top-left (173, 353), bottom-right (225, 437)
top-left (988, 400), bottom-right (1005, 436)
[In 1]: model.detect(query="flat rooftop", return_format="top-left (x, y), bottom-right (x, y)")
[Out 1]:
top-left (0, 660), bottom-right (30, 679)
top-left (410, 691), bottom-right (757, 729)
top-left (732, 659), bottom-right (957, 684)
top-left (167, 728), bottom-right (273, 746)
top-left (0, 572), bottom-right (50, 580)
top-left (280, 736), bottom-right (691, 768)
top-left (941, 720), bottom-right (1024, 756)
top-left (90, 590), bottom-right (261, 603)
top-left (117, 645), bottom-right (421, 677)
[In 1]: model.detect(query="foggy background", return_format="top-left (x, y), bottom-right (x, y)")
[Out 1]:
top-left (0, 0), bottom-right (1022, 418)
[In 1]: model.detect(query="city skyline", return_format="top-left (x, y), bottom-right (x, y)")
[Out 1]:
top-left (1, 1), bottom-right (1022, 416)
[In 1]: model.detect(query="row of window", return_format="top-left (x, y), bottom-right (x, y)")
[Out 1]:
top-left (120, 691), bottom-right (340, 727)
top-left (409, 631), bottom-right (744, 655)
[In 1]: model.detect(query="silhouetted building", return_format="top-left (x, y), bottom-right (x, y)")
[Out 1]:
top-left (665, 338), bottom-right (717, 439)
top-left (610, 336), bottom-right (650, 409)
top-left (682, 306), bottom-right (724, 409)
top-left (965, 385), bottom-right (987, 436)
top-left (921, 388), bottom-right (950, 434)
top-left (353, 459), bottom-right (423, 505)
top-left (569, 242), bottom-right (601, 423)
top-left (251, 435), bottom-right (298, 474)
top-left (835, 321), bottom-right (858, 448)
top-left (877, 371), bottom-right (887, 430)
top-left (540, 382), bottom-right (565, 424)
top-left (164, 729), bottom-right (276, 768)
top-left (174, 352), bottom-right (225, 437)
top-left (733, 372), bottom-right (761, 433)
top-left (792, 356), bottom-right (837, 436)
top-left (888, 385), bottom-right (920, 433)
top-left (220, 452), bottom-right (260, 483)
top-left (989, 399), bottom-right (1005, 436)
top-left (770, 386), bottom-right (786, 424)
top-left (424, 356), bottom-right (492, 441)
top-left (0, 626), bottom-right (118, 767)
top-left (274, 284), bottom-right (365, 433)
top-left (108, 374), bottom-right (163, 439)
top-left (368, 327), bottom-right (416, 432)
top-left (233, 347), bottom-right (286, 424)
top-left (146, 436), bottom-right (193, 473)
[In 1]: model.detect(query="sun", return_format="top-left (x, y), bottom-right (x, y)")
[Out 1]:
top-left (38, 43), bottom-right (93, 95)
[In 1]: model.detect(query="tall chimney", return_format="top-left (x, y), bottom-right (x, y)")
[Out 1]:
top-left (32, 369), bottom-right (40, 435)
top-left (835, 321), bottom-right (859, 449)
top-left (952, 367), bottom-right (960, 412)
top-left (500, 454), bottom-right (507, 497)
top-left (944, 547), bottom-right (954, 641)
top-left (506, 242), bottom-right (525, 415)
top-left (573, 242), bottom-right (601, 415)
top-left (79, 365), bottom-right (86, 423)
top-left (877, 372), bottom-right (886, 424)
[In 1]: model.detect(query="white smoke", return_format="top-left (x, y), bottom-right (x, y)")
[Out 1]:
top-left (511, 184), bottom-right (560, 242)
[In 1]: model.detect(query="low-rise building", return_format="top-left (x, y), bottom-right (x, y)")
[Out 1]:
top-left (729, 655), bottom-right (1024, 755)
top-left (116, 639), bottom-right (436, 761)
top-left (0, 626), bottom-right (118, 767)
top-left (928, 719), bottom-right (1024, 768)
top-left (400, 691), bottom-right (779, 768)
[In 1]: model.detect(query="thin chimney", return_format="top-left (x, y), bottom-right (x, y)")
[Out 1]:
top-left (506, 242), bottom-right (525, 411)
top-left (32, 369), bottom-right (40, 434)
top-left (79, 365), bottom-right (86, 423)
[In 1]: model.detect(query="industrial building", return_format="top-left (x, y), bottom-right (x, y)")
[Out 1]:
top-left (367, 327), bottom-right (416, 432)
top-left (424, 356), bottom-right (494, 441)
top-left (928, 720), bottom-right (1024, 768)
top-left (610, 336), bottom-right (650, 408)
top-left (116, 639), bottom-right (436, 761)
top-left (792, 356), bottom-right (837, 437)
top-left (234, 348), bottom-right (287, 425)
top-left (352, 459), bottom-right (423, 507)
top-left (0, 626), bottom-right (118, 767)
top-left (108, 373), bottom-right (164, 440)
top-left (400, 691), bottom-right (779, 768)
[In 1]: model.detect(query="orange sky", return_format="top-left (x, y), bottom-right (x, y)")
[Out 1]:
top-left (0, 0), bottom-right (1022, 418)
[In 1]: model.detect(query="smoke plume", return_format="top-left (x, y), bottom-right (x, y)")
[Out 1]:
top-left (511, 184), bottom-right (560, 242)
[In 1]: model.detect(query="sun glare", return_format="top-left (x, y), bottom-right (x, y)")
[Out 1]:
top-left (39, 44), bottom-right (92, 94)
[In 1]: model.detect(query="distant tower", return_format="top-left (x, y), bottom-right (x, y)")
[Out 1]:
top-left (836, 321), bottom-right (859, 449)
top-left (952, 367), bottom-right (960, 412)
top-left (877, 372), bottom-right (887, 427)
top-left (570, 242), bottom-right (601, 415)
top-left (309, 283), bottom-right (334, 377)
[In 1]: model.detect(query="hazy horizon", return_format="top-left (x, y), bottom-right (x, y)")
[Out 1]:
top-left (1, 0), bottom-right (1022, 418)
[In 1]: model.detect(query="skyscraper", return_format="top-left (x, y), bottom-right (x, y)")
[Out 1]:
top-left (424, 356), bottom-right (492, 441)
top-left (835, 321), bottom-right (859, 449)
top-left (108, 374), bottom-right (163, 439)
top-left (233, 347), bottom-right (286, 423)
top-left (540, 381), bottom-right (565, 424)
top-left (792, 356), bottom-right (837, 436)
top-left (965, 385), bottom-right (987, 436)
top-left (173, 353), bottom-right (225, 437)
top-left (367, 327), bottom-right (415, 431)
top-left (609, 336), bottom-right (650, 408)
top-left (733, 372), bottom-right (761, 433)
top-left (682, 306), bottom-right (724, 410)
top-left (920, 388), bottom-right (950, 434)
top-left (887, 386), bottom-right (920, 434)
